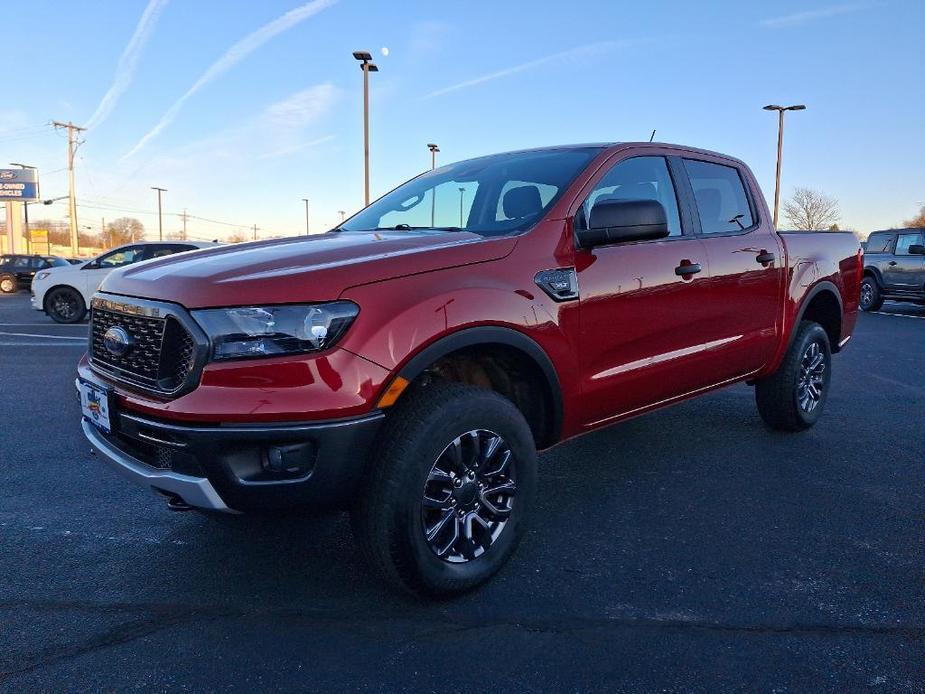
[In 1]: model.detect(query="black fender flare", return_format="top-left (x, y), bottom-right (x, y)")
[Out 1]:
top-left (789, 280), bottom-right (844, 352)
top-left (395, 326), bottom-right (563, 445)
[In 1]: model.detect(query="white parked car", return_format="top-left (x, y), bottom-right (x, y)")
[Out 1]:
top-left (31, 240), bottom-right (219, 323)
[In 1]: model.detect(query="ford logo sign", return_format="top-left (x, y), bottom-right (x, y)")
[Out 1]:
top-left (103, 326), bottom-right (133, 357)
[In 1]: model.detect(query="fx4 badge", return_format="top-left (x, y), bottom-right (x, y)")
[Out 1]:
top-left (534, 267), bottom-right (579, 302)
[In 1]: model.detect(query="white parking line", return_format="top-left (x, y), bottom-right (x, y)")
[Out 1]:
top-left (0, 331), bottom-right (86, 340)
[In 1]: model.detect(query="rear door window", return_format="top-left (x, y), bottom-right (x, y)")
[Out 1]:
top-left (97, 246), bottom-right (145, 268)
top-left (684, 159), bottom-right (755, 234)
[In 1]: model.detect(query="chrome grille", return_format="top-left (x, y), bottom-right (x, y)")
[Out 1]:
top-left (89, 297), bottom-right (201, 395)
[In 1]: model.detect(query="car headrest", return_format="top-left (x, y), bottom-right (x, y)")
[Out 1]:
top-left (502, 185), bottom-right (543, 219)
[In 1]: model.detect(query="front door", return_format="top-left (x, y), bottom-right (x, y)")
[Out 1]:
top-left (883, 231), bottom-right (925, 292)
top-left (575, 155), bottom-right (715, 427)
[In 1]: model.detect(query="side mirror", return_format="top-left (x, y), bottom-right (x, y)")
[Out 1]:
top-left (908, 244), bottom-right (925, 255)
top-left (576, 199), bottom-right (670, 249)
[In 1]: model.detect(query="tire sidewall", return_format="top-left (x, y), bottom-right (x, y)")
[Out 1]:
top-left (790, 324), bottom-right (832, 427)
top-left (388, 390), bottom-right (536, 593)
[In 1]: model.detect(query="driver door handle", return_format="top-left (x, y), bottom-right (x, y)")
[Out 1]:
top-left (675, 262), bottom-right (702, 276)
top-left (755, 251), bottom-right (775, 264)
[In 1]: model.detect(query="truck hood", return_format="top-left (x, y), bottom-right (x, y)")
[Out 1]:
top-left (101, 231), bottom-right (517, 308)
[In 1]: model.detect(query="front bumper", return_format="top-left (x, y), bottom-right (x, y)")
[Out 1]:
top-left (82, 406), bottom-right (384, 513)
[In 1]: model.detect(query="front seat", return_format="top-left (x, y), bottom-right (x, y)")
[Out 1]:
top-left (502, 185), bottom-right (543, 221)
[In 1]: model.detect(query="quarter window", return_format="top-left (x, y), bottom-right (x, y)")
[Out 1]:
top-left (895, 232), bottom-right (924, 255)
top-left (575, 156), bottom-right (683, 237)
top-left (865, 233), bottom-right (893, 254)
top-left (684, 159), bottom-right (755, 234)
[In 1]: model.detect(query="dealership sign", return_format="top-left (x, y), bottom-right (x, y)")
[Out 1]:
top-left (0, 168), bottom-right (39, 202)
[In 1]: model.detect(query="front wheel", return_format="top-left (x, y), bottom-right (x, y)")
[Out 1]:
top-left (351, 381), bottom-right (537, 597)
top-left (859, 276), bottom-right (883, 312)
top-left (755, 321), bottom-right (832, 431)
top-left (45, 287), bottom-right (86, 323)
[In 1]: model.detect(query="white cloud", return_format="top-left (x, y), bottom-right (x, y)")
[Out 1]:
top-left (422, 41), bottom-right (632, 99)
top-left (760, 3), bottom-right (869, 29)
top-left (86, 0), bottom-right (169, 130)
top-left (122, 0), bottom-right (338, 159)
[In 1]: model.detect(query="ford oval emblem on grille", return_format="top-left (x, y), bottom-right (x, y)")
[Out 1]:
top-left (103, 326), bottom-right (133, 357)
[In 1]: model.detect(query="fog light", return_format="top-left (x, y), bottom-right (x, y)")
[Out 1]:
top-left (264, 442), bottom-right (316, 476)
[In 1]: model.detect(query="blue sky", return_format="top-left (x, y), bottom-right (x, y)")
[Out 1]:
top-left (1, 0), bottom-right (923, 240)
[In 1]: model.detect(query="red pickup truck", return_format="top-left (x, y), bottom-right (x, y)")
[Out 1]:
top-left (78, 143), bottom-right (861, 595)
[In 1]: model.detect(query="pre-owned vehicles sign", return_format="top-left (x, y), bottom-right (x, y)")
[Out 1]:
top-left (0, 168), bottom-right (39, 202)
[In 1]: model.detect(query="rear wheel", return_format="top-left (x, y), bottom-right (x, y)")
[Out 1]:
top-left (755, 321), bottom-right (832, 431)
top-left (45, 287), bottom-right (86, 323)
top-left (859, 276), bottom-right (883, 312)
top-left (0, 274), bottom-right (17, 294)
top-left (351, 381), bottom-right (537, 597)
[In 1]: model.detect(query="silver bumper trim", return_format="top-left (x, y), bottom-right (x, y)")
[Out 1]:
top-left (82, 418), bottom-right (235, 513)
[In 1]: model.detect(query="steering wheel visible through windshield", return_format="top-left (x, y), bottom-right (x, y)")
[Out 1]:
top-left (338, 147), bottom-right (602, 237)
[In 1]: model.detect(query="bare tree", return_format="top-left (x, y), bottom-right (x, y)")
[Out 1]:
top-left (104, 217), bottom-right (145, 247)
top-left (782, 188), bottom-right (840, 230)
top-left (903, 205), bottom-right (925, 228)
top-left (226, 231), bottom-right (250, 243)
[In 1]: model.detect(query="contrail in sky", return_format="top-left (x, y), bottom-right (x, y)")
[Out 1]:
top-left (122, 0), bottom-right (337, 160)
top-left (86, 0), bottom-right (169, 130)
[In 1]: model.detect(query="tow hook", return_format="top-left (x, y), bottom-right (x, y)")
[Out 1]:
top-left (162, 492), bottom-right (194, 511)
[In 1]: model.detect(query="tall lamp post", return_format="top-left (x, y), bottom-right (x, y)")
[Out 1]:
top-left (763, 104), bottom-right (805, 229)
top-left (427, 143), bottom-right (440, 170)
top-left (427, 143), bottom-right (440, 226)
top-left (151, 186), bottom-right (167, 240)
top-left (302, 198), bottom-right (310, 235)
top-left (352, 51), bottom-right (379, 207)
top-left (10, 163), bottom-right (37, 253)
top-left (458, 187), bottom-right (465, 228)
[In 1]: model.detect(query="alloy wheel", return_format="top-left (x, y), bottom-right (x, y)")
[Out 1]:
top-left (796, 341), bottom-right (826, 413)
top-left (51, 292), bottom-right (78, 321)
top-left (0, 278), bottom-right (13, 293)
top-left (421, 429), bottom-right (516, 563)
top-left (860, 282), bottom-right (874, 310)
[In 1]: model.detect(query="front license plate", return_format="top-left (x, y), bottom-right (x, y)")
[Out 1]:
top-left (80, 380), bottom-right (112, 433)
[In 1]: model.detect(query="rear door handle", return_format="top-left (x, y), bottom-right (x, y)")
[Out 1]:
top-left (756, 251), bottom-right (775, 264)
top-left (675, 262), bottom-right (702, 276)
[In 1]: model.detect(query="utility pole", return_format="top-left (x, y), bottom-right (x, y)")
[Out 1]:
top-left (252, 224), bottom-right (259, 240)
top-left (763, 104), bottom-right (806, 229)
top-left (101, 217), bottom-right (106, 248)
top-left (302, 198), bottom-right (310, 235)
top-left (353, 51), bottom-right (379, 207)
top-left (151, 186), bottom-right (167, 240)
top-left (51, 120), bottom-right (87, 256)
top-left (180, 209), bottom-right (188, 240)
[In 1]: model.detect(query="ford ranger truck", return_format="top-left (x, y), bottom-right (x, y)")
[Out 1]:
top-left (77, 143), bottom-right (861, 596)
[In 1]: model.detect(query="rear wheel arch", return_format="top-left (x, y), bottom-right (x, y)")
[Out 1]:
top-left (389, 326), bottom-right (563, 449)
top-left (792, 281), bottom-right (843, 352)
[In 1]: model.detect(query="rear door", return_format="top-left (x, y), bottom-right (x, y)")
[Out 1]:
top-left (680, 156), bottom-right (785, 381)
top-left (575, 153), bottom-right (715, 426)
top-left (883, 231), bottom-right (925, 291)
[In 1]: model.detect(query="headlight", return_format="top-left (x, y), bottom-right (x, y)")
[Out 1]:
top-left (36, 271), bottom-right (51, 281)
top-left (192, 302), bottom-right (359, 361)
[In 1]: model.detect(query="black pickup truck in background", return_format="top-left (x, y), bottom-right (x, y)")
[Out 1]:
top-left (860, 228), bottom-right (925, 311)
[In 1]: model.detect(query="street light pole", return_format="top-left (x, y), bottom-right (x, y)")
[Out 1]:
top-left (427, 143), bottom-right (440, 170)
top-left (353, 51), bottom-right (379, 207)
top-left (458, 187), bottom-right (465, 227)
top-left (763, 104), bottom-right (806, 229)
top-left (151, 186), bottom-right (167, 240)
top-left (302, 198), bottom-right (310, 235)
top-left (427, 144), bottom-right (440, 226)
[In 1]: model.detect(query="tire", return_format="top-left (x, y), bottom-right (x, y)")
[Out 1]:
top-left (755, 321), bottom-right (832, 432)
top-left (351, 381), bottom-right (537, 597)
top-left (45, 287), bottom-right (86, 323)
top-left (859, 276), bottom-right (883, 312)
top-left (0, 274), bottom-right (17, 294)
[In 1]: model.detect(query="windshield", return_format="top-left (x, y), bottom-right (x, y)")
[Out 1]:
top-left (339, 147), bottom-right (601, 237)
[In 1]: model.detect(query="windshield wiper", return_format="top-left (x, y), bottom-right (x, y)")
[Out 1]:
top-left (375, 225), bottom-right (465, 232)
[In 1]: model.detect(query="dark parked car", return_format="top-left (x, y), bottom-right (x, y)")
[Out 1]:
top-left (0, 254), bottom-right (70, 293)
top-left (860, 228), bottom-right (925, 311)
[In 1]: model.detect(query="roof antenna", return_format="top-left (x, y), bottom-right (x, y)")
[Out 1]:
top-left (649, 129), bottom-right (656, 143)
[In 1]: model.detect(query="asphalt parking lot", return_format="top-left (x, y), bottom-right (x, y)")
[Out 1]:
top-left (0, 290), bottom-right (922, 692)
